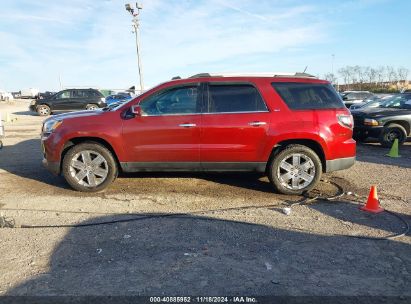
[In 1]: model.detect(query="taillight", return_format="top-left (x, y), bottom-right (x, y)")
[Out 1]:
top-left (337, 114), bottom-right (353, 129)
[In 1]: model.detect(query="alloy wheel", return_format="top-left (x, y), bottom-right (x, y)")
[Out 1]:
top-left (277, 153), bottom-right (316, 190)
top-left (69, 150), bottom-right (109, 187)
top-left (38, 106), bottom-right (50, 115)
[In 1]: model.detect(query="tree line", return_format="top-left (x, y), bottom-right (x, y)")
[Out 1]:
top-left (324, 66), bottom-right (409, 92)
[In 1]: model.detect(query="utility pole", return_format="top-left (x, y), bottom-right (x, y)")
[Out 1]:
top-left (59, 74), bottom-right (63, 90)
top-left (125, 3), bottom-right (144, 93)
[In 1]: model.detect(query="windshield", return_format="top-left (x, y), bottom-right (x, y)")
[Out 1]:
top-left (379, 95), bottom-right (411, 109)
top-left (103, 94), bottom-right (141, 111)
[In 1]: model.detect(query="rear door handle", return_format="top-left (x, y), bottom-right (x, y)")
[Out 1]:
top-left (179, 123), bottom-right (197, 128)
top-left (248, 121), bottom-right (267, 126)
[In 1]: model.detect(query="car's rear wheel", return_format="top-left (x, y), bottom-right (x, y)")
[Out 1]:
top-left (379, 123), bottom-right (407, 148)
top-left (86, 104), bottom-right (99, 111)
top-left (37, 104), bottom-right (51, 116)
top-left (62, 142), bottom-right (118, 192)
top-left (268, 145), bottom-right (322, 195)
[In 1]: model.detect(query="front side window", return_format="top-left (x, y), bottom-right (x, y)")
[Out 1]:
top-left (207, 84), bottom-right (267, 113)
top-left (56, 91), bottom-right (70, 99)
top-left (139, 85), bottom-right (199, 115)
top-left (272, 83), bottom-right (344, 110)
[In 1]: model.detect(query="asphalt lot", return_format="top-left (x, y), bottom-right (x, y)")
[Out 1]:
top-left (0, 100), bottom-right (410, 296)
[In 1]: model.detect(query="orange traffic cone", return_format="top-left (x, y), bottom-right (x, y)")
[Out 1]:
top-left (360, 186), bottom-right (384, 213)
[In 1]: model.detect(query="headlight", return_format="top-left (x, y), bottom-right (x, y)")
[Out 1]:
top-left (42, 119), bottom-right (63, 135)
top-left (363, 118), bottom-right (379, 126)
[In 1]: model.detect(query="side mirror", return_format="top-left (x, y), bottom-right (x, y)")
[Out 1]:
top-left (131, 105), bottom-right (142, 116)
top-left (342, 96), bottom-right (348, 101)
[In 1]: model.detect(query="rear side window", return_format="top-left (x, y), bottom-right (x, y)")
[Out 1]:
top-left (72, 90), bottom-right (89, 98)
top-left (272, 83), bottom-right (344, 110)
top-left (207, 84), bottom-right (267, 113)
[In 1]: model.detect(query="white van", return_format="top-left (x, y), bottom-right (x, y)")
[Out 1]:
top-left (20, 88), bottom-right (39, 99)
top-left (0, 90), bottom-right (14, 101)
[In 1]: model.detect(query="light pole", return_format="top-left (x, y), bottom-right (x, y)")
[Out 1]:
top-left (331, 54), bottom-right (335, 75)
top-left (125, 3), bottom-right (144, 93)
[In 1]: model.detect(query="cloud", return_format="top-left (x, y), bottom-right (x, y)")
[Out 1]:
top-left (0, 0), bottom-right (396, 91)
top-left (140, 0), bottom-right (326, 82)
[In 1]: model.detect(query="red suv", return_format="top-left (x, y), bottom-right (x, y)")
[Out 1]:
top-left (41, 73), bottom-right (356, 195)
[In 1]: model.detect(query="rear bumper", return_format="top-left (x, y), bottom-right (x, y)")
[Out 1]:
top-left (326, 156), bottom-right (355, 173)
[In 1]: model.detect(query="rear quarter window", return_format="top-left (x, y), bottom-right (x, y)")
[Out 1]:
top-left (272, 83), bottom-right (344, 110)
top-left (89, 90), bottom-right (103, 98)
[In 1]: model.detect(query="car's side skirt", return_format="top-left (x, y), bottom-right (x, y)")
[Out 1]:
top-left (120, 162), bottom-right (267, 173)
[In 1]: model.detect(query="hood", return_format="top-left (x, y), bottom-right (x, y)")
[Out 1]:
top-left (351, 107), bottom-right (411, 118)
top-left (51, 110), bottom-right (103, 120)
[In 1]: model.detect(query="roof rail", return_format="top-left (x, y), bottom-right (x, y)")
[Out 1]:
top-left (188, 72), bottom-right (316, 79)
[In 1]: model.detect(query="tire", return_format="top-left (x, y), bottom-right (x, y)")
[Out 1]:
top-left (62, 142), bottom-right (118, 192)
top-left (37, 104), bottom-right (51, 116)
top-left (86, 104), bottom-right (99, 111)
top-left (268, 145), bottom-right (322, 195)
top-left (379, 123), bottom-right (407, 148)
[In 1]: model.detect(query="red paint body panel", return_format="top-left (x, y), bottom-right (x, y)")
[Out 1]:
top-left (121, 114), bottom-right (201, 162)
top-left (41, 76), bottom-right (356, 173)
top-left (200, 112), bottom-right (271, 162)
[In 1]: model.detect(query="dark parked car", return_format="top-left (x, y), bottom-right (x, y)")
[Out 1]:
top-left (37, 91), bottom-right (56, 100)
top-left (341, 91), bottom-right (375, 108)
top-left (30, 88), bottom-right (106, 116)
top-left (349, 95), bottom-right (395, 111)
top-left (40, 72), bottom-right (356, 194)
top-left (352, 94), bottom-right (411, 146)
top-left (105, 92), bottom-right (133, 105)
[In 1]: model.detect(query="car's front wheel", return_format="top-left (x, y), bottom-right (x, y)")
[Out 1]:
top-left (37, 104), bottom-right (51, 116)
top-left (268, 145), bottom-right (322, 195)
top-left (62, 142), bottom-right (118, 192)
top-left (379, 123), bottom-right (407, 147)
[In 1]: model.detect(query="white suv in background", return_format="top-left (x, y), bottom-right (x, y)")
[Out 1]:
top-left (20, 88), bottom-right (39, 99)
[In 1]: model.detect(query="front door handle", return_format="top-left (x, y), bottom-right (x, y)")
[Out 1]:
top-left (248, 121), bottom-right (267, 126)
top-left (179, 123), bottom-right (197, 128)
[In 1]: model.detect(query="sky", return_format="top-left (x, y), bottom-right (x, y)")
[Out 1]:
top-left (0, 0), bottom-right (410, 92)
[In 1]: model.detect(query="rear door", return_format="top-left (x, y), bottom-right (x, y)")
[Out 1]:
top-left (70, 90), bottom-right (90, 110)
top-left (200, 82), bottom-right (271, 171)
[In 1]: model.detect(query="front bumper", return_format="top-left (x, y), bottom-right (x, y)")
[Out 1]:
top-left (42, 158), bottom-right (60, 175)
top-left (326, 156), bottom-right (355, 173)
top-left (353, 125), bottom-right (383, 138)
top-left (41, 136), bottom-right (61, 175)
